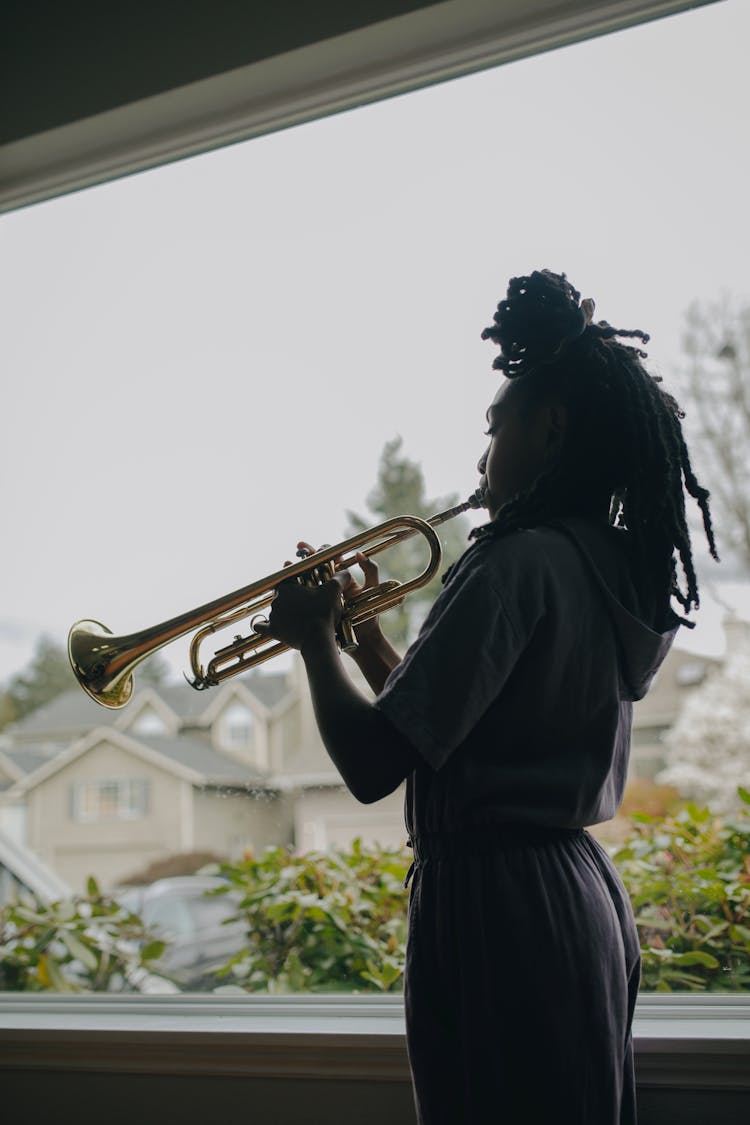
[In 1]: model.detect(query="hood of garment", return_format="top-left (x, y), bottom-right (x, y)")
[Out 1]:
top-left (551, 518), bottom-right (681, 702)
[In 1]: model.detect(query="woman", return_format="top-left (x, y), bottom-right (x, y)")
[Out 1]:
top-left (257, 269), bottom-right (717, 1123)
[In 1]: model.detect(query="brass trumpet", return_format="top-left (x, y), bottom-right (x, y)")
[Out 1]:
top-left (68, 490), bottom-right (485, 709)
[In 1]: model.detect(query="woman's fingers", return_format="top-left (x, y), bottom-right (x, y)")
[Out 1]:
top-left (355, 551), bottom-right (380, 588)
top-left (281, 539), bottom-right (315, 572)
top-left (259, 571), bottom-right (350, 651)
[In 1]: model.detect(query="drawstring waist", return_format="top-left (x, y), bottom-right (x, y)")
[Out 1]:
top-left (404, 823), bottom-right (585, 888)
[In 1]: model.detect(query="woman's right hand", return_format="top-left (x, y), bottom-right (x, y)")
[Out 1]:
top-left (294, 542), bottom-right (388, 648)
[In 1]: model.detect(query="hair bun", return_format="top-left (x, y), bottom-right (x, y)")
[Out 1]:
top-left (481, 270), bottom-right (593, 376)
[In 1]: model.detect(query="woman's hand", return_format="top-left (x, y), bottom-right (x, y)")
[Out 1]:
top-left (255, 559), bottom-right (354, 654)
top-left (343, 551), bottom-right (389, 646)
top-left (338, 549), bottom-right (403, 690)
top-left (290, 542), bottom-right (389, 648)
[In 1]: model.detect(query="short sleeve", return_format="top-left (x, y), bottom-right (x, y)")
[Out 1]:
top-left (374, 542), bottom-right (540, 770)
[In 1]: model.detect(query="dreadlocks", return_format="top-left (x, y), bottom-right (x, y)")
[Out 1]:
top-left (475, 269), bottom-right (718, 623)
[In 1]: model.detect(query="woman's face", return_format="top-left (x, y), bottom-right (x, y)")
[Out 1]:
top-left (477, 380), bottom-right (565, 520)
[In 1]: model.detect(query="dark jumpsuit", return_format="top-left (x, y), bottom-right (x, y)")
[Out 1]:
top-left (374, 520), bottom-right (678, 1125)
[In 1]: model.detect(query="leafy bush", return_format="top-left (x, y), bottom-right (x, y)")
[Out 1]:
top-left (211, 839), bottom-right (410, 993)
top-left (4, 797), bottom-right (748, 995)
top-left (612, 789), bottom-right (750, 991)
top-left (213, 801), bottom-right (750, 996)
top-left (0, 876), bottom-right (167, 992)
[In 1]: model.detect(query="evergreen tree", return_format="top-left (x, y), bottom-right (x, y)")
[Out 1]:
top-left (0, 634), bottom-right (171, 728)
top-left (345, 437), bottom-right (471, 646)
top-left (2, 635), bottom-right (73, 723)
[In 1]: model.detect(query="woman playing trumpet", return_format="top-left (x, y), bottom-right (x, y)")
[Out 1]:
top-left (256, 269), bottom-right (717, 1124)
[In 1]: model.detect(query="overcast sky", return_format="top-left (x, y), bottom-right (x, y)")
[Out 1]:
top-left (1, 0), bottom-right (748, 688)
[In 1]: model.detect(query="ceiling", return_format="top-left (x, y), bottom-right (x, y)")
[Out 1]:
top-left (1, 0), bottom-right (718, 213)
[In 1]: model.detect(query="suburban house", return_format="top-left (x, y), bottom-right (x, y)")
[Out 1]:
top-left (0, 616), bottom-right (739, 892)
top-left (0, 656), bottom-right (406, 890)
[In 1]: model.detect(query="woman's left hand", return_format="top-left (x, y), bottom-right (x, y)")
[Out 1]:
top-left (255, 568), bottom-right (354, 652)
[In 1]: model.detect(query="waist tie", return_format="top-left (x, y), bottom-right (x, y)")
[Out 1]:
top-left (403, 823), bottom-right (585, 888)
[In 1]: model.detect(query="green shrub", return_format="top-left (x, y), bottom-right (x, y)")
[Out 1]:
top-left (214, 799), bottom-right (750, 996)
top-left (211, 839), bottom-right (410, 993)
top-left (4, 795), bottom-right (748, 995)
top-left (0, 876), bottom-right (166, 992)
top-left (612, 789), bottom-right (750, 991)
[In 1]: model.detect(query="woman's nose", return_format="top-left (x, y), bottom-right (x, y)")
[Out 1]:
top-left (477, 447), bottom-right (488, 474)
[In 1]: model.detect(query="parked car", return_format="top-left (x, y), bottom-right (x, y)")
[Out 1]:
top-left (116, 875), bottom-right (247, 990)
top-left (0, 838), bottom-right (182, 995)
top-left (0, 829), bottom-right (71, 906)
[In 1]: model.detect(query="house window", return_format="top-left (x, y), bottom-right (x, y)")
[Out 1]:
top-left (71, 779), bottom-right (149, 823)
top-left (131, 708), bottom-right (169, 736)
top-left (219, 703), bottom-right (255, 751)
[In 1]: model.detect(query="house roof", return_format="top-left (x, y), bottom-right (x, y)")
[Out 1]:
top-left (7, 689), bottom-right (120, 739)
top-left (7, 668), bottom-right (293, 740)
top-left (0, 746), bottom-right (58, 781)
top-left (0, 725), bottom-right (270, 801)
top-left (158, 670), bottom-right (291, 721)
top-left (230, 670), bottom-right (292, 710)
top-left (139, 734), bottom-right (270, 788)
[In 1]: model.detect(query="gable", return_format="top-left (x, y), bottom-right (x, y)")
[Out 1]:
top-left (118, 688), bottom-right (180, 738)
top-left (129, 705), bottom-right (170, 736)
top-left (35, 735), bottom-right (188, 793)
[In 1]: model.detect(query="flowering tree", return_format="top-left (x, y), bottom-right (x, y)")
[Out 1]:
top-left (658, 629), bottom-right (750, 814)
top-left (674, 299), bottom-right (750, 575)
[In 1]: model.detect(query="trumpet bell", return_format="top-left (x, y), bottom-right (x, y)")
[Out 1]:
top-left (68, 619), bottom-right (135, 710)
top-left (67, 490), bottom-right (485, 708)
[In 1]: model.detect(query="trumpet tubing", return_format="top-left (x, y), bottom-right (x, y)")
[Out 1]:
top-left (68, 490), bottom-right (484, 709)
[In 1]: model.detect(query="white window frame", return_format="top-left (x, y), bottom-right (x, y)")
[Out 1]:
top-left (0, 993), bottom-right (748, 1090)
top-left (218, 702), bottom-right (255, 752)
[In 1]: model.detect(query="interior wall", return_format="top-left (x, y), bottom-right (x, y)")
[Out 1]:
top-left (3, 0), bottom-right (441, 143)
top-left (4, 1069), bottom-right (750, 1125)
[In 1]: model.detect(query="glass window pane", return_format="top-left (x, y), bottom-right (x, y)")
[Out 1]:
top-left (1, 0), bottom-right (748, 998)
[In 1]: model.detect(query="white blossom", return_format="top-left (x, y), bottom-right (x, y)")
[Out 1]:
top-left (657, 634), bottom-right (750, 813)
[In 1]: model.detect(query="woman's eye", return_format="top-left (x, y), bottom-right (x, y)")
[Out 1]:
top-left (484, 427), bottom-right (497, 438)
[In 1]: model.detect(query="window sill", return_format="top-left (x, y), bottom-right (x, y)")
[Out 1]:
top-left (0, 993), bottom-right (748, 1089)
